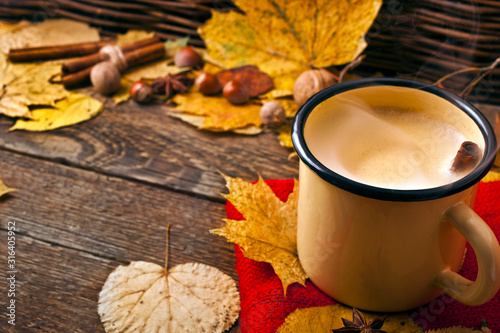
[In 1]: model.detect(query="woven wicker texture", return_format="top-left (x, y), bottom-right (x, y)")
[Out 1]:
top-left (1, 0), bottom-right (499, 103)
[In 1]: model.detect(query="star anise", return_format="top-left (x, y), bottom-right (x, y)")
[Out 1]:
top-left (332, 308), bottom-right (387, 333)
top-left (164, 73), bottom-right (194, 99)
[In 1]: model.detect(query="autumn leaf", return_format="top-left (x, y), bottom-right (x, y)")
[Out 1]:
top-left (0, 178), bottom-right (15, 198)
top-left (0, 19), bottom-right (100, 54)
top-left (0, 53), bottom-right (71, 118)
top-left (211, 174), bottom-right (306, 293)
top-left (216, 65), bottom-right (274, 98)
top-left (10, 93), bottom-right (103, 131)
top-left (277, 305), bottom-right (421, 333)
top-left (116, 30), bottom-right (155, 47)
top-left (199, 0), bottom-right (382, 96)
top-left (98, 261), bottom-right (240, 333)
top-left (172, 92), bottom-right (262, 132)
top-left (278, 123), bottom-right (294, 148)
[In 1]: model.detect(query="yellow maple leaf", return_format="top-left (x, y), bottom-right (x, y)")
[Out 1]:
top-left (199, 0), bottom-right (382, 96)
top-left (211, 174), bottom-right (306, 293)
top-left (10, 93), bottom-right (103, 131)
top-left (277, 305), bottom-right (421, 332)
top-left (172, 92), bottom-right (263, 131)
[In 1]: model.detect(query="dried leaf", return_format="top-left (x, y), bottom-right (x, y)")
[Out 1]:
top-left (277, 305), bottom-right (420, 333)
top-left (211, 174), bottom-right (306, 293)
top-left (216, 65), bottom-right (274, 98)
top-left (116, 30), bottom-right (155, 46)
top-left (98, 261), bottom-right (240, 333)
top-left (112, 79), bottom-right (133, 104)
top-left (169, 112), bottom-right (262, 135)
top-left (0, 178), bottom-right (15, 197)
top-left (10, 93), bottom-right (103, 131)
top-left (124, 62), bottom-right (185, 83)
top-left (165, 37), bottom-right (190, 58)
top-left (172, 92), bottom-right (262, 131)
top-left (0, 19), bottom-right (100, 54)
top-left (200, 0), bottom-right (382, 95)
top-left (0, 53), bottom-right (70, 118)
top-left (278, 123), bottom-right (293, 148)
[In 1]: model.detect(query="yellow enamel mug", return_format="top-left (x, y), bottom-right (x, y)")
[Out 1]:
top-left (291, 78), bottom-right (500, 312)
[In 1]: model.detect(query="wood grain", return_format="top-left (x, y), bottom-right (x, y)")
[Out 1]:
top-left (0, 149), bottom-right (242, 332)
top-left (0, 99), bottom-right (299, 202)
top-left (0, 232), bottom-right (240, 332)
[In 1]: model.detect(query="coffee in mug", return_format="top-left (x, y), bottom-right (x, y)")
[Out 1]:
top-left (292, 78), bottom-right (500, 312)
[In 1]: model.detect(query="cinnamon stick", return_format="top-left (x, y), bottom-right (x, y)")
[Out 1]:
top-left (62, 36), bottom-right (161, 74)
top-left (8, 40), bottom-right (114, 62)
top-left (61, 42), bottom-right (166, 89)
top-left (451, 141), bottom-right (482, 173)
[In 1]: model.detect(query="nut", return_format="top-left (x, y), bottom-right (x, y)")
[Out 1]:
top-left (90, 61), bottom-right (121, 95)
top-left (194, 72), bottom-right (222, 96)
top-left (293, 68), bottom-right (337, 107)
top-left (223, 80), bottom-right (250, 105)
top-left (174, 46), bottom-right (202, 68)
top-left (129, 80), bottom-right (154, 104)
top-left (260, 101), bottom-right (286, 127)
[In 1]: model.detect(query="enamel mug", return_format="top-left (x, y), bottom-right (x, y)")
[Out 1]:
top-left (291, 78), bottom-right (500, 312)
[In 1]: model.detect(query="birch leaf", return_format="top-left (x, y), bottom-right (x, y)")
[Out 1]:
top-left (10, 94), bottom-right (103, 131)
top-left (277, 305), bottom-right (421, 333)
top-left (172, 92), bottom-right (262, 132)
top-left (199, 0), bottom-right (382, 95)
top-left (98, 261), bottom-right (240, 333)
top-left (211, 174), bottom-right (306, 293)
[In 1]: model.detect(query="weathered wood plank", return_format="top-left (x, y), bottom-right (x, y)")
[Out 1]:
top-left (0, 149), bottom-right (238, 281)
top-left (0, 232), bottom-right (240, 332)
top-left (0, 99), bottom-right (299, 201)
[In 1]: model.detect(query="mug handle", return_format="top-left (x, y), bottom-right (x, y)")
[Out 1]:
top-left (433, 202), bottom-right (500, 305)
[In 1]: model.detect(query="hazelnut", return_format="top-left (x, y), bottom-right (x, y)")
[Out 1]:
top-left (90, 61), bottom-right (121, 95)
top-left (129, 80), bottom-right (154, 104)
top-left (195, 72), bottom-right (222, 96)
top-left (260, 101), bottom-right (286, 127)
top-left (293, 68), bottom-right (337, 107)
top-left (223, 80), bottom-right (249, 105)
top-left (174, 46), bottom-right (202, 68)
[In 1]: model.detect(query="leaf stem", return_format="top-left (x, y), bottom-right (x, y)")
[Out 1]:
top-left (338, 55), bottom-right (365, 83)
top-left (165, 224), bottom-right (171, 272)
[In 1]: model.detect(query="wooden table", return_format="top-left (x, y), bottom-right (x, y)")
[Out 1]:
top-left (0, 96), bottom-right (299, 332)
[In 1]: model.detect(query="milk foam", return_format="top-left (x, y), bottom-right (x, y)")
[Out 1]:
top-left (305, 96), bottom-right (480, 190)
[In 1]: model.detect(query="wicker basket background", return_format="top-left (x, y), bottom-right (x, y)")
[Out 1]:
top-left (1, 0), bottom-right (499, 104)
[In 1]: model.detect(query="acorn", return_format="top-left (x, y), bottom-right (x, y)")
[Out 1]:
top-left (194, 72), bottom-right (222, 96)
top-left (223, 80), bottom-right (249, 105)
top-left (174, 46), bottom-right (202, 68)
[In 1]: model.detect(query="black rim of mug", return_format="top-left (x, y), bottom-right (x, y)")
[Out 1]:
top-left (291, 78), bottom-right (498, 202)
